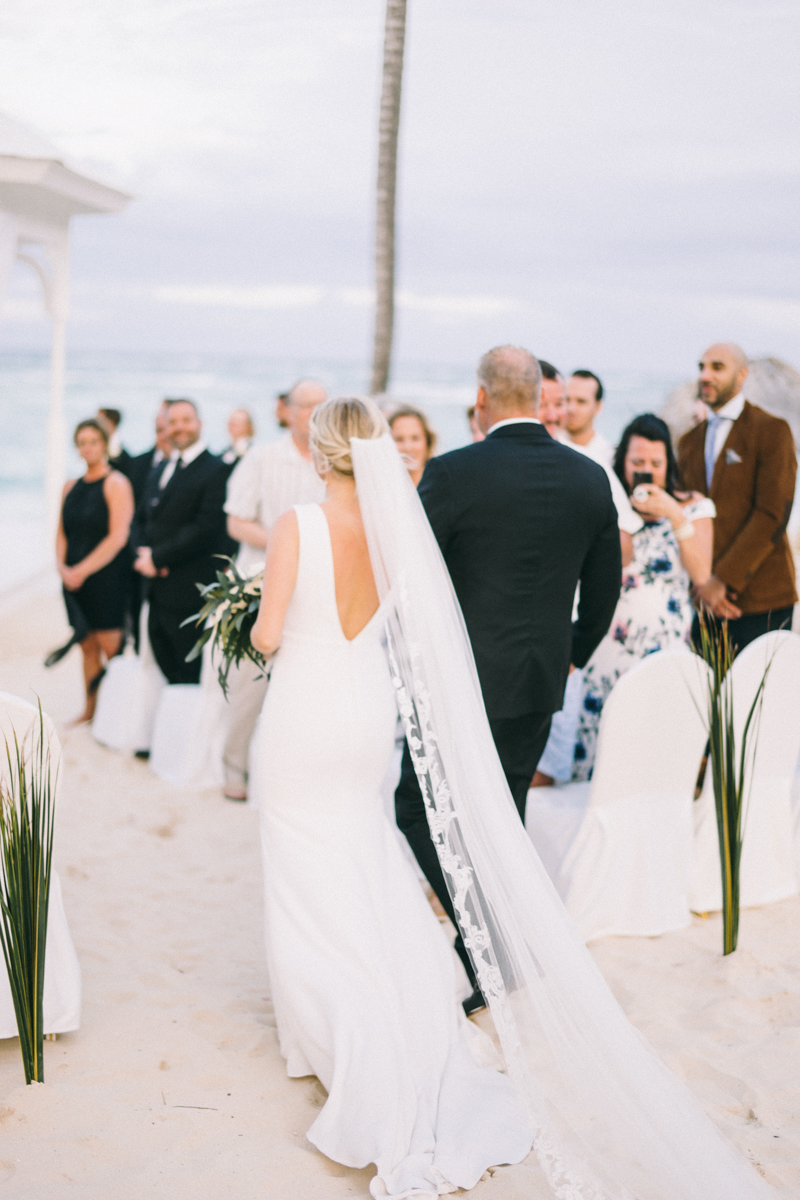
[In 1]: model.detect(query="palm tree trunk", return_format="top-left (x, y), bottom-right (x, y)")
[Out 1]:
top-left (370, 0), bottom-right (407, 396)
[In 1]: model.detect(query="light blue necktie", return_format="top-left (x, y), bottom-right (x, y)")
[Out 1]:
top-left (704, 415), bottom-right (721, 490)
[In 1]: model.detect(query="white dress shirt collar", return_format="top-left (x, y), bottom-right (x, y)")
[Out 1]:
top-left (705, 392), bottom-right (745, 423)
top-left (486, 417), bottom-right (542, 435)
top-left (159, 439), bottom-right (207, 488)
top-left (704, 393), bottom-right (745, 475)
top-left (170, 438), bottom-right (207, 467)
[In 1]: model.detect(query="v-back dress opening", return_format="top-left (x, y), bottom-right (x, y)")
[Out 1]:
top-left (253, 503), bottom-right (534, 1199)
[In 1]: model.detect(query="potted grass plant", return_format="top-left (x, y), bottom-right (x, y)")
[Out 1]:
top-left (0, 706), bottom-right (57, 1083)
top-left (695, 616), bottom-right (770, 955)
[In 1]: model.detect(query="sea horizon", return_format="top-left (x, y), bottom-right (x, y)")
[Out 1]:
top-left (0, 347), bottom-right (685, 593)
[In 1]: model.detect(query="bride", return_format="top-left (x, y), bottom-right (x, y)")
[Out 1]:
top-left (251, 397), bottom-right (773, 1200)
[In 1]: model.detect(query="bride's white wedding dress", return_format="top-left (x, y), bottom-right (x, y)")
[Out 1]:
top-left (253, 503), bottom-right (534, 1198)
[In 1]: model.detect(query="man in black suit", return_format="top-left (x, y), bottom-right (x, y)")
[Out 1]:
top-left (127, 401), bottom-right (175, 509)
top-left (125, 401), bottom-right (177, 650)
top-left (395, 345), bottom-right (622, 1011)
top-left (133, 399), bottom-right (230, 684)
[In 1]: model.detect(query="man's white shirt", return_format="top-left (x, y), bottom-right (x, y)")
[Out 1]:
top-left (565, 430), bottom-right (614, 470)
top-left (557, 431), bottom-right (642, 535)
top-left (704, 392), bottom-right (745, 469)
top-left (225, 434), bottom-right (326, 575)
top-left (486, 417), bottom-right (542, 433)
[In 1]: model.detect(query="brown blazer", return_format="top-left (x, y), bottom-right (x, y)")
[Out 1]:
top-left (678, 401), bottom-right (797, 614)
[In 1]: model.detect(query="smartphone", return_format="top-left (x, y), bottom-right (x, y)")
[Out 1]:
top-left (632, 471), bottom-right (653, 489)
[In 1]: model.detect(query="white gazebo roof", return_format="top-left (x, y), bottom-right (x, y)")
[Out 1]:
top-left (0, 113), bottom-right (132, 540)
top-left (0, 114), bottom-right (130, 232)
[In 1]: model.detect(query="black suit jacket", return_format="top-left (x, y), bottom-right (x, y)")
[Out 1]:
top-left (142, 449), bottom-right (231, 613)
top-left (127, 446), bottom-right (160, 508)
top-left (418, 422), bottom-right (621, 719)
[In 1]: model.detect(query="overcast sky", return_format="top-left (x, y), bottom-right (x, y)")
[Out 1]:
top-left (0, 0), bottom-right (798, 375)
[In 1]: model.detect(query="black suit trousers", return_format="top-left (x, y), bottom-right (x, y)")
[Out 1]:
top-left (148, 602), bottom-right (202, 685)
top-left (394, 710), bottom-right (551, 988)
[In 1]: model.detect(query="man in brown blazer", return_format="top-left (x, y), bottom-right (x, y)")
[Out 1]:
top-left (678, 342), bottom-right (797, 651)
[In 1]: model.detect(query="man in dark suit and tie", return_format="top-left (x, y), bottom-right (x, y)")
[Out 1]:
top-left (678, 344), bottom-right (797, 652)
top-left (395, 344), bottom-right (622, 1012)
top-left (127, 401), bottom-right (175, 509)
top-left (133, 399), bottom-right (231, 684)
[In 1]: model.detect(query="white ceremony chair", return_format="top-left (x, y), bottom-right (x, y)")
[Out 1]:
top-left (148, 684), bottom-right (204, 786)
top-left (526, 651), bottom-right (710, 942)
top-left (690, 630), bottom-right (800, 912)
top-left (92, 603), bottom-right (167, 754)
top-left (0, 692), bottom-right (81, 1038)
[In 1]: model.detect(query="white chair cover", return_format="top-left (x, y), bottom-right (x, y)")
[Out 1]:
top-left (691, 630), bottom-right (800, 912)
top-left (527, 651), bottom-right (710, 941)
top-left (183, 638), bottom-right (228, 789)
top-left (92, 604), bottom-right (167, 754)
top-left (149, 684), bottom-right (203, 786)
top-left (0, 692), bottom-right (81, 1037)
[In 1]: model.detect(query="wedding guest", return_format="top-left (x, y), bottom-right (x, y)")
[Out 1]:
top-left (564, 371), bottom-right (614, 468)
top-left (678, 342), bottom-right (797, 652)
top-left (96, 408), bottom-right (133, 476)
top-left (219, 379), bottom-right (327, 799)
top-left (56, 419), bottom-right (135, 722)
top-left (466, 405), bottom-right (485, 443)
top-left (388, 405), bottom-right (437, 486)
top-left (531, 382), bottom-right (643, 788)
top-left (221, 408), bottom-right (255, 466)
top-left (127, 401), bottom-right (174, 508)
top-left (133, 400), bottom-right (230, 685)
top-left (126, 401), bottom-right (176, 649)
top-left (574, 414), bottom-right (715, 780)
top-left (396, 345), bottom-right (621, 1013)
top-left (536, 360), bottom-right (566, 438)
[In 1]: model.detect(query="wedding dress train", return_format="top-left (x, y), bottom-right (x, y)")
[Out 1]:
top-left (253, 503), bottom-right (534, 1198)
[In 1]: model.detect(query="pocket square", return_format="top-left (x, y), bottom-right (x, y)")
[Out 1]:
top-left (725, 448), bottom-right (743, 464)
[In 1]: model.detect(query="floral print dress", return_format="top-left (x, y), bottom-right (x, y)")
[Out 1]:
top-left (572, 497), bottom-right (715, 781)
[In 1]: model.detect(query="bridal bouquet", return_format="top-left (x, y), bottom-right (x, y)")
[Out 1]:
top-left (184, 559), bottom-right (266, 695)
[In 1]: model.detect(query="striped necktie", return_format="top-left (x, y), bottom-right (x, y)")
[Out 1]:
top-left (704, 415), bottom-right (721, 490)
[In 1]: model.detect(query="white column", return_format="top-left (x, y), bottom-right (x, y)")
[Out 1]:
top-left (44, 232), bottom-right (70, 545)
top-left (0, 213), bottom-right (19, 316)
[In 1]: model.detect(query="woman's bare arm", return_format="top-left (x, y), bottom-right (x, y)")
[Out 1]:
top-left (227, 514), bottom-right (268, 549)
top-left (251, 509), bottom-right (299, 656)
top-left (55, 479), bottom-right (76, 570)
top-left (678, 515), bottom-right (713, 588)
top-left (620, 530), bottom-right (633, 568)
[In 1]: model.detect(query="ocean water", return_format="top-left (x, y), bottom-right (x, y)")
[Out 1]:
top-left (0, 350), bottom-right (682, 591)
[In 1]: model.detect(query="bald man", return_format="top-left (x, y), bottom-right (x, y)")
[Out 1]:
top-left (678, 343), bottom-right (797, 651)
top-left (395, 345), bottom-right (621, 1014)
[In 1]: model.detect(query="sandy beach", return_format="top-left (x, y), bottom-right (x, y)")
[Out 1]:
top-left (0, 586), bottom-right (798, 1199)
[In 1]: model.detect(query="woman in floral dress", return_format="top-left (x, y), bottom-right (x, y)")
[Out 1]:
top-left (573, 414), bottom-right (714, 780)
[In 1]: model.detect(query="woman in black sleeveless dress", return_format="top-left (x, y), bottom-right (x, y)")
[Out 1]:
top-left (56, 419), bottom-right (135, 722)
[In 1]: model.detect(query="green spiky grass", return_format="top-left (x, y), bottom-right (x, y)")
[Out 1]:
top-left (0, 705), bottom-right (57, 1083)
top-left (696, 617), bottom-right (770, 955)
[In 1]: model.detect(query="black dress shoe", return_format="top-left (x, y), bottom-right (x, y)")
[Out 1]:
top-left (462, 987), bottom-right (487, 1017)
top-left (134, 749), bottom-right (150, 760)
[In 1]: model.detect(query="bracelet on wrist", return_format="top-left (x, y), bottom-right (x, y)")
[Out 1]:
top-left (674, 520), bottom-right (695, 542)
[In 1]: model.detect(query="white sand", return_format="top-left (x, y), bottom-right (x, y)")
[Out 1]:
top-left (0, 589), bottom-right (798, 1198)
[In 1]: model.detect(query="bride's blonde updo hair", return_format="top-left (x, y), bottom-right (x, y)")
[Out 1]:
top-left (309, 396), bottom-right (389, 478)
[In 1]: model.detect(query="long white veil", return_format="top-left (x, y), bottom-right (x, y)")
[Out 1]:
top-left (351, 432), bottom-right (773, 1200)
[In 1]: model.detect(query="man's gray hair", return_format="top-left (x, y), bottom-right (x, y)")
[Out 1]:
top-left (477, 346), bottom-right (542, 413)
